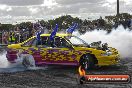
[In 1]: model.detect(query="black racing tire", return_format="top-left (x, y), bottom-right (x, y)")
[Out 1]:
top-left (79, 76), bottom-right (85, 84)
top-left (80, 54), bottom-right (95, 70)
top-left (22, 55), bottom-right (35, 68)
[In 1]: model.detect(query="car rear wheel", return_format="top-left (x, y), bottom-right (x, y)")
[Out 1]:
top-left (22, 54), bottom-right (35, 69)
top-left (80, 54), bottom-right (94, 70)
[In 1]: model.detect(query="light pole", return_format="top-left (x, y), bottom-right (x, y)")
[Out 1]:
top-left (117, 0), bottom-right (119, 16)
top-left (117, 0), bottom-right (120, 23)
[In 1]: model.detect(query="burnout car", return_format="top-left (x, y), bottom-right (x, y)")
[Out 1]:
top-left (6, 33), bottom-right (120, 69)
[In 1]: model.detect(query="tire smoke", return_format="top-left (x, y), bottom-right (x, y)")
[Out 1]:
top-left (0, 50), bottom-right (9, 68)
top-left (0, 50), bottom-right (47, 72)
top-left (74, 25), bottom-right (132, 58)
top-left (0, 50), bottom-right (27, 72)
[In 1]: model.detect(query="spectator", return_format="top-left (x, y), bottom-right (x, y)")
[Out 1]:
top-left (3, 32), bottom-right (9, 44)
top-left (9, 31), bottom-right (15, 44)
top-left (14, 27), bottom-right (20, 43)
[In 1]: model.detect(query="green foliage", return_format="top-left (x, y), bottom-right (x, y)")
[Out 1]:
top-left (0, 13), bottom-right (132, 33)
top-left (105, 13), bottom-right (132, 23)
top-left (0, 24), bottom-right (14, 31)
top-left (47, 15), bottom-right (82, 31)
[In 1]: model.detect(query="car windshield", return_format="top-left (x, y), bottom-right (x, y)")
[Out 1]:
top-left (66, 36), bottom-right (89, 47)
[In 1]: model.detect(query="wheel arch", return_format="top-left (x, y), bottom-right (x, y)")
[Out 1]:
top-left (79, 53), bottom-right (98, 65)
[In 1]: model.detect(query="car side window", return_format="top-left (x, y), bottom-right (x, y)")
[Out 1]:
top-left (54, 37), bottom-right (61, 47)
top-left (61, 38), bottom-right (73, 48)
top-left (41, 36), bottom-right (51, 47)
top-left (54, 37), bottom-right (72, 48)
top-left (34, 36), bottom-right (52, 48)
top-left (29, 36), bottom-right (72, 48)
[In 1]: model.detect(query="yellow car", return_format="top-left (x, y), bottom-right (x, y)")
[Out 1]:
top-left (6, 33), bottom-right (120, 69)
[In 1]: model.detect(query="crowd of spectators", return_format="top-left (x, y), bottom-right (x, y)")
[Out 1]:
top-left (0, 22), bottom-right (48, 44)
top-left (0, 14), bottom-right (132, 44)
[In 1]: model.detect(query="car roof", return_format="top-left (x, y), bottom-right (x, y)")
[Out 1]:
top-left (21, 33), bottom-right (72, 44)
top-left (40, 33), bottom-right (72, 37)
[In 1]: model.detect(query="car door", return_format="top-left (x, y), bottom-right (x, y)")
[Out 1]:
top-left (49, 36), bottom-right (78, 65)
top-left (21, 36), bottom-right (52, 65)
top-left (30, 36), bottom-right (54, 65)
top-left (37, 36), bottom-right (52, 64)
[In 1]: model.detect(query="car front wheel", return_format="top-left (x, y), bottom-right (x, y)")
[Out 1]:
top-left (80, 54), bottom-right (94, 70)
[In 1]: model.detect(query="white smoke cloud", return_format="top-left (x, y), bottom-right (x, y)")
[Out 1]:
top-left (76, 25), bottom-right (132, 58)
top-left (0, 50), bottom-right (47, 72)
top-left (0, 51), bottom-right (9, 68)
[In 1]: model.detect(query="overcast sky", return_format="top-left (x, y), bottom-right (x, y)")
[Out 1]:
top-left (0, 0), bottom-right (131, 24)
